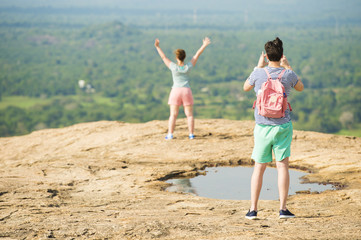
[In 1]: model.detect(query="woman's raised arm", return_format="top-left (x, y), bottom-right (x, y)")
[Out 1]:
top-left (190, 37), bottom-right (211, 67)
top-left (154, 38), bottom-right (171, 68)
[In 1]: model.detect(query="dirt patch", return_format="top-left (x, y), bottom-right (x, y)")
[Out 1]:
top-left (0, 119), bottom-right (360, 239)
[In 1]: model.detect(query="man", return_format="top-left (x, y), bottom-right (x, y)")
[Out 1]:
top-left (243, 37), bottom-right (304, 219)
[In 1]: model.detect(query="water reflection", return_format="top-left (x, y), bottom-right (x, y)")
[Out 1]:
top-left (166, 179), bottom-right (197, 195)
top-left (166, 167), bottom-right (335, 200)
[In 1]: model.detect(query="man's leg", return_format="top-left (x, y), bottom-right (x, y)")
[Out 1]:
top-left (250, 162), bottom-right (267, 211)
top-left (276, 157), bottom-right (290, 210)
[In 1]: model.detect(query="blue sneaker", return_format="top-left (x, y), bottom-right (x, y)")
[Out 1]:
top-left (165, 134), bottom-right (173, 140)
top-left (245, 210), bottom-right (258, 220)
top-left (279, 209), bottom-right (295, 219)
top-left (189, 134), bottom-right (195, 139)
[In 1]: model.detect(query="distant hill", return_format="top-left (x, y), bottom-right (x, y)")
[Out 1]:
top-left (0, 0), bottom-right (360, 28)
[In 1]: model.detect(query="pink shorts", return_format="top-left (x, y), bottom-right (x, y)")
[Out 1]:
top-left (168, 87), bottom-right (194, 106)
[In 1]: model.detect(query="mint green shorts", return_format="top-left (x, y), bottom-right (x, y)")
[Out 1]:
top-left (251, 122), bottom-right (293, 163)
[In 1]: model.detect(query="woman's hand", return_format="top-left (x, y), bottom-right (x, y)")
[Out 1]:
top-left (257, 51), bottom-right (268, 68)
top-left (202, 37), bottom-right (211, 47)
top-left (154, 38), bottom-right (171, 68)
top-left (191, 37), bottom-right (211, 66)
top-left (154, 38), bottom-right (160, 47)
top-left (280, 55), bottom-right (292, 70)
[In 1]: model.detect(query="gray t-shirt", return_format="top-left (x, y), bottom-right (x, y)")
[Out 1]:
top-left (169, 62), bottom-right (193, 88)
top-left (248, 67), bottom-right (299, 125)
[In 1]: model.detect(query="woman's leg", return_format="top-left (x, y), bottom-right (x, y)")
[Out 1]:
top-left (168, 105), bottom-right (179, 134)
top-left (250, 162), bottom-right (267, 211)
top-left (276, 157), bottom-right (290, 210)
top-left (184, 105), bottom-right (194, 135)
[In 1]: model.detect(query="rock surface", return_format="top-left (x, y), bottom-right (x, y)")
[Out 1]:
top-left (0, 119), bottom-right (360, 239)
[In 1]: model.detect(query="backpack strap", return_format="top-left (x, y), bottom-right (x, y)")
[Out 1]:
top-left (264, 68), bottom-right (286, 81)
top-left (264, 68), bottom-right (272, 80)
top-left (277, 69), bottom-right (286, 81)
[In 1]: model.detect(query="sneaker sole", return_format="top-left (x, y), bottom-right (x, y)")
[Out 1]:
top-left (245, 216), bottom-right (258, 220)
top-left (279, 215), bottom-right (295, 219)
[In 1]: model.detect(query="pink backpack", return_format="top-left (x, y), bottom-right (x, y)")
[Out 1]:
top-left (253, 68), bottom-right (292, 118)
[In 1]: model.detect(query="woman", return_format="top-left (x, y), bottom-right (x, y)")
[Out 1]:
top-left (155, 37), bottom-right (211, 140)
top-left (243, 37), bottom-right (304, 219)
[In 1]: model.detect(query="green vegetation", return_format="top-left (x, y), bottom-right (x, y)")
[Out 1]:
top-left (336, 126), bottom-right (361, 138)
top-left (1, 1), bottom-right (361, 137)
top-left (0, 96), bottom-right (52, 109)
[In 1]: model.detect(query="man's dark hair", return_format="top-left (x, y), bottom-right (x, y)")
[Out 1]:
top-left (265, 37), bottom-right (283, 61)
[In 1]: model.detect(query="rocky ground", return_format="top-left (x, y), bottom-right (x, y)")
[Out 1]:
top-left (0, 119), bottom-right (360, 239)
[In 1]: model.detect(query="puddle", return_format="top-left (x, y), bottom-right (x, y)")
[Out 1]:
top-left (166, 166), bottom-right (336, 200)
